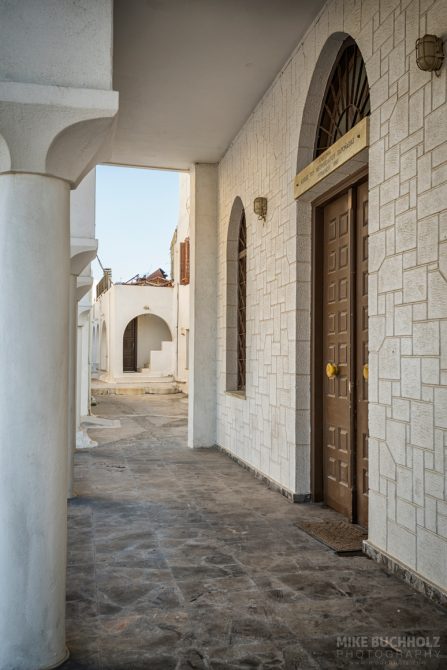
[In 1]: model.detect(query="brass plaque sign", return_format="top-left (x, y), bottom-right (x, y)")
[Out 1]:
top-left (294, 117), bottom-right (369, 199)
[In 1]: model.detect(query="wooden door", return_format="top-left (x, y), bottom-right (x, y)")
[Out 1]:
top-left (355, 181), bottom-right (369, 527)
top-left (323, 191), bottom-right (353, 520)
top-left (123, 318), bottom-right (137, 372)
top-left (321, 181), bottom-right (369, 526)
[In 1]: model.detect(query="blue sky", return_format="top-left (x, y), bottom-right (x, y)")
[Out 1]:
top-left (92, 165), bottom-right (180, 282)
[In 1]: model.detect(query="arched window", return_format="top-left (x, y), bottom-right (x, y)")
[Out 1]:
top-left (237, 212), bottom-right (247, 391)
top-left (226, 198), bottom-right (247, 394)
top-left (315, 39), bottom-right (370, 157)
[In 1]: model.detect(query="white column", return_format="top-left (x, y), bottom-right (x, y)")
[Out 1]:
top-left (68, 246), bottom-right (97, 500)
top-left (77, 307), bottom-right (92, 419)
top-left (0, 80), bottom-right (117, 669)
top-left (68, 168), bottom-right (98, 496)
top-left (67, 275), bottom-right (78, 499)
top-left (188, 163), bottom-right (218, 448)
top-left (0, 174), bottom-right (71, 668)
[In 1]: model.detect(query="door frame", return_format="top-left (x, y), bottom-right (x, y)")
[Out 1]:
top-left (310, 167), bottom-right (368, 515)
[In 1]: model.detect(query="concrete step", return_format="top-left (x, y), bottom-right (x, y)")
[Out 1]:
top-left (136, 368), bottom-right (175, 378)
top-left (114, 374), bottom-right (174, 384)
top-left (92, 378), bottom-right (180, 396)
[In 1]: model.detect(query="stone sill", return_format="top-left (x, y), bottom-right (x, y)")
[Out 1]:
top-left (225, 390), bottom-right (246, 400)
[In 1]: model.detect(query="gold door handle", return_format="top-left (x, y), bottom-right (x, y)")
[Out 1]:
top-left (363, 364), bottom-right (369, 380)
top-left (326, 362), bottom-right (339, 379)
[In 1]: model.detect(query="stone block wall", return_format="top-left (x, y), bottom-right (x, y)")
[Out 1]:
top-left (216, 0), bottom-right (447, 592)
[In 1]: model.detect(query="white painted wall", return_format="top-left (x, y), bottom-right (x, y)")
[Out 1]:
top-left (172, 173), bottom-right (191, 389)
top-left (150, 341), bottom-right (175, 374)
top-left (0, 0), bottom-right (113, 90)
top-left (97, 283), bottom-right (174, 380)
top-left (136, 313), bottom-right (172, 369)
top-left (70, 169), bottom-right (96, 239)
top-left (188, 164), bottom-right (218, 448)
top-left (216, 0), bottom-right (447, 593)
top-left (100, 320), bottom-right (108, 372)
top-left (92, 321), bottom-right (99, 372)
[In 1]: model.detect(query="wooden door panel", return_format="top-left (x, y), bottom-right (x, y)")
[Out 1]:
top-left (123, 318), bottom-right (137, 372)
top-left (320, 178), bottom-right (369, 528)
top-left (323, 193), bottom-right (353, 520)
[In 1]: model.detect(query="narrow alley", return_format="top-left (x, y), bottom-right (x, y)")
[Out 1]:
top-left (66, 394), bottom-right (447, 670)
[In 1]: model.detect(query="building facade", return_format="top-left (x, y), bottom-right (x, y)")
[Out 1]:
top-left (94, 279), bottom-right (176, 386)
top-left (215, 0), bottom-right (447, 597)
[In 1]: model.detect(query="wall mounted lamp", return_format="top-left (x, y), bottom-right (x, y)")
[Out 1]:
top-left (416, 34), bottom-right (444, 75)
top-left (253, 197), bottom-right (267, 221)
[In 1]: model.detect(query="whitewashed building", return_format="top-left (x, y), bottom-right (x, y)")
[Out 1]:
top-left (94, 272), bottom-right (176, 389)
top-left (93, 173), bottom-right (191, 393)
top-left (0, 1), bottom-right (446, 668)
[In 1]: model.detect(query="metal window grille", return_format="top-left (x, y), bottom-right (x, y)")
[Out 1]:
top-left (315, 39), bottom-right (370, 157)
top-left (237, 213), bottom-right (247, 391)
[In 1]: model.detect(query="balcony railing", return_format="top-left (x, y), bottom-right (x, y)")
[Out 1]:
top-left (96, 269), bottom-right (112, 299)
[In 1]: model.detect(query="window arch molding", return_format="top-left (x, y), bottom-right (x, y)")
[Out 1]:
top-left (296, 32), bottom-right (372, 176)
top-left (226, 196), bottom-right (247, 393)
top-left (315, 37), bottom-right (370, 157)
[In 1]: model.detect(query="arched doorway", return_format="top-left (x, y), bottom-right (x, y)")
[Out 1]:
top-left (298, 36), bottom-right (370, 527)
top-left (122, 314), bottom-right (173, 373)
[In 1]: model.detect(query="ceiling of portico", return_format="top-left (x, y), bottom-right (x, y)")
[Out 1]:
top-left (111, 0), bottom-right (325, 171)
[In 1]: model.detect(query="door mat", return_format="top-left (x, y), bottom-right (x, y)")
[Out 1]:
top-left (294, 519), bottom-right (367, 554)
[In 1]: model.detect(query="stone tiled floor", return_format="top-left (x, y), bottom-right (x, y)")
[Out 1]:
top-left (65, 394), bottom-right (447, 669)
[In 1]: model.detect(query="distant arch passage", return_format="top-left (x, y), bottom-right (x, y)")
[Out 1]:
top-left (122, 313), bottom-right (172, 373)
top-left (315, 38), bottom-right (370, 157)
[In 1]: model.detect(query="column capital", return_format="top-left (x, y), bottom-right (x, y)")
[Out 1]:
top-left (0, 81), bottom-right (118, 186)
top-left (70, 237), bottom-right (98, 276)
top-left (77, 276), bottom-right (94, 303)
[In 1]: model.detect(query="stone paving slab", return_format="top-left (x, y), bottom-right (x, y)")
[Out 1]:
top-left (65, 395), bottom-right (447, 670)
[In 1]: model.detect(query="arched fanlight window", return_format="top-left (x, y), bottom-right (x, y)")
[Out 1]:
top-left (315, 39), bottom-right (370, 157)
top-left (237, 212), bottom-right (247, 391)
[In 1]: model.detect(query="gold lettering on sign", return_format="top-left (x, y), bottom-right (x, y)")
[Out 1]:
top-left (294, 117), bottom-right (369, 199)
